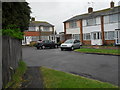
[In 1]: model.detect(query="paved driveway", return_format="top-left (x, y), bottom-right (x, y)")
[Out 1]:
top-left (22, 47), bottom-right (118, 85)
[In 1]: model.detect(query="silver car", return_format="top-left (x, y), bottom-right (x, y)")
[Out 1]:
top-left (60, 39), bottom-right (81, 51)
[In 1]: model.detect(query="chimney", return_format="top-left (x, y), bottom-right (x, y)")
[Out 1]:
top-left (110, 1), bottom-right (114, 8)
top-left (31, 17), bottom-right (35, 21)
top-left (88, 7), bottom-right (93, 13)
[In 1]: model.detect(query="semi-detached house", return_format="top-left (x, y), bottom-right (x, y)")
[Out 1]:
top-left (63, 1), bottom-right (120, 45)
top-left (22, 18), bottom-right (55, 45)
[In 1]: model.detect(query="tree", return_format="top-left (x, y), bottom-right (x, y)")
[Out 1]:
top-left (2, 2), bottom-right (31, 31)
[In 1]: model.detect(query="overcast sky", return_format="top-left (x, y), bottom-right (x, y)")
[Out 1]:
top-left (26, 0), bottom-right (120, 33)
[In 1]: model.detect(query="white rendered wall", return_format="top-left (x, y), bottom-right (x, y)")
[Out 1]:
top-left (104, 23), bottom-right (119, 31)
top-left (83, 25), bottom-right (101, 33)
top-left (66, 28), bottom-right (80, 34)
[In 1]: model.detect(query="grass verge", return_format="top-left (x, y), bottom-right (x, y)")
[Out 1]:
top-left (75, 48), bottom-right (120, 55)
top-left (5, 60), bottom-right (27, 88)
top-left (40, 67), bottom-right (118, 88)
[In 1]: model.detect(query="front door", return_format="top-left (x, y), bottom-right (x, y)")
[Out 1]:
top-left (91, 32), bottom-right (102, 45)
top-left (115, 30), bottom-right (120, 45)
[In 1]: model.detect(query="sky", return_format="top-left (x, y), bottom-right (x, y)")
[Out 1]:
top-left (26, 0), bottom-right (120, 33)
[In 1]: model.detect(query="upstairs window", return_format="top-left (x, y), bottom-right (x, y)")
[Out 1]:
top-left (29, 27), bottom-right (36, 31)
top-left (69, 21), bottom-right (77, 28)
top-left (109, 14), bottom-right (118, 23)
top-left (43, 27), bottom-right (50, 31)
top-left (119, 13), bottom-right (120, 22)
top-left (86, 18), bottom-right (96, 26)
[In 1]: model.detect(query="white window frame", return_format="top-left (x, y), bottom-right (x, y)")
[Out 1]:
top-left (83, 33), bottom-right (91, 40)
top-left (104, 31), bottom-right (115, 40)
top-left (86, 18), bottom-right (96, 26)
top-left (69, 21), bottom-right (77, 28)
top-left (43, 27), bottom-right (50, 31)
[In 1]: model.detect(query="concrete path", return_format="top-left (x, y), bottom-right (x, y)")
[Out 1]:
top-left (21, 67), bottom-right (43, 89)
top-left (22, 46), bottom-right (118, 86)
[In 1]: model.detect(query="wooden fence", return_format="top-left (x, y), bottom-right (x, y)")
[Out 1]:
top-left (2, 36), bottom-right (22, 87)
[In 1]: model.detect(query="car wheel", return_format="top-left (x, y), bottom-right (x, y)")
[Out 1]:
top-left (37, 47), bottom-right (40, 49)
top-left (55, 45), bottom-right (58, 48)
top-left (61, 48), bottom-right (63, 51)
top-left (42, 45), bottom-right (45, 49)
top-left (71, 46), bottom-right (74, 51)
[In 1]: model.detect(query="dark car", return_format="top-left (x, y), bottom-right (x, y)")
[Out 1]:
top-left (36, 40), bottom-right (58, 49)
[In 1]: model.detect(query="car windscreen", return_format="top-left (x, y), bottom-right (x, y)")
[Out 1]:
top-left (64, 39), bottom-right (74, 44)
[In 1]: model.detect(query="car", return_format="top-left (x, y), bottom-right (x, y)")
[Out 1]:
top-left (36, 40), bottom-right (58, 49)
top-left (60, 39), bottom-right (81, 51)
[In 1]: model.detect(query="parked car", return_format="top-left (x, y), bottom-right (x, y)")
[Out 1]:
top-left (36, 40), bottom-right (58, 49)
top-left (60, 39), bottom-right (81, 51)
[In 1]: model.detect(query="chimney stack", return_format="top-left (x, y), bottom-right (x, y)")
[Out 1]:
top-left (88, 7), bottom-right (93, 13)
top-left (31, 17), bottom-right (35, 21)
top-left (110, 1), bottom-right (114, 8)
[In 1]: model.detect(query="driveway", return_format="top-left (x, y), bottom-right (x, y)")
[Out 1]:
top-left (22, 46), bottom-right (118, 85)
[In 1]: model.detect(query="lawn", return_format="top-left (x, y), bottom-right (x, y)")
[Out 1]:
top-left (40, 67), bottom-right (117, 88)
top-left (75, 48), bottom-right (120, 55)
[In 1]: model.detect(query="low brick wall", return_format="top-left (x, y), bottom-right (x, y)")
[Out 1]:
top-left (105, 40), bottom-right (115, 45)
top-left (83, 40), bottom-right (91, 45)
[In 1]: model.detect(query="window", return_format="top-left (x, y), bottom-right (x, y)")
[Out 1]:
top-left (43, 27), bottom-right (50, 31)
top-left (109, 14), bottom-right (118, 23)
top-left (32, 36), bottom-right (39, 41)
top-left (69, 21), bottom-right (77, 28)
top-left (41, 36), bottom-right (49, 40)
top-left (29, 27), bottom-right (36, 31)
top-left (83, 33), bottom-right (91, 40)
top-left (86, 18), bottom-right (96, 26)
top-left (119, 13), bottom-right (120, 22)
top-left (104, 31), bottom-right (115, 40)
top-left (72, 34), bottom-right (80, 40)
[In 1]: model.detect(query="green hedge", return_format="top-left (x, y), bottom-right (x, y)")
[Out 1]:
top-left (2, 25), bottom-right (24, 40)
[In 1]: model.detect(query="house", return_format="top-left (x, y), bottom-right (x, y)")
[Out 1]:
top-left (63, 1), bottom-right (120, 45)
top-left (22, 18), bottom-right (55, 45)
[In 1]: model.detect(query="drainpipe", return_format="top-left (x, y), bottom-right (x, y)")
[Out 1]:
top-left (39, 26), bottom-right (41, 40)
top-left (64, 22), bottom-right (67, 41)
top-left (101, 16), bottom-right (105, 45)
top-left (80, 20), bottom-right (83, 45)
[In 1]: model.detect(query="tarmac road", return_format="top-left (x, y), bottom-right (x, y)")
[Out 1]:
top-left (22, 46), bottom-right (118, 86)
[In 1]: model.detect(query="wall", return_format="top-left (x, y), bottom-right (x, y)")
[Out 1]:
top-left (2, 36), bottom-right (22, 87)
top-left (83, 40), bottom-right (91, 45)
top-left (105, 40), bottom-right (115, 45)
top-left (66, 28), bottom-right (80, 34)
top-left (104, 23), bottom-right (119, 31)
top-left (83, 25), bottom-right (101, 33)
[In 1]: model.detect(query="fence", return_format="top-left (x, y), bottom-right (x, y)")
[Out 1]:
top-left (2, 36), bottom-right (22, 87)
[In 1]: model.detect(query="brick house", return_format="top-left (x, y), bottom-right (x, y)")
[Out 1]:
top-left (22, 18), bottom-right (55, 45)
top-left (63, 1), bottom-right (120, 45)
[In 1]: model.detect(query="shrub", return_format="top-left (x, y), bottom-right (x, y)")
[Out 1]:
top-left (29, 41), bottom-right (37, 47)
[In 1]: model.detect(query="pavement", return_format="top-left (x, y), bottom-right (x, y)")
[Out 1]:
top-left (22, 46), bottom-right (119, 86)
top-left (21, 67), bottom-right (43, 89)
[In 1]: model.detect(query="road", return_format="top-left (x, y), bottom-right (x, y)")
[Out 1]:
top-left (22, 46), bottom-right (118, 85)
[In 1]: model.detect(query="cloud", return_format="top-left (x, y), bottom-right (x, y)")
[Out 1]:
top-left (27, 0), bottom-right (120, 33)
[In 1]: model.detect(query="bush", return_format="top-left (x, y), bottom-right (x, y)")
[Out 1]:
top-left (29, 41), bottom-right (37, 47)
top-left (2, 25), bottom-right (24, 40)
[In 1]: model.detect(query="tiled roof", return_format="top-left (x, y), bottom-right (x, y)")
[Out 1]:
top-left (29, 21), bottom-right (54, 27)
top-left (64, 6), bottom-right (120, 22)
